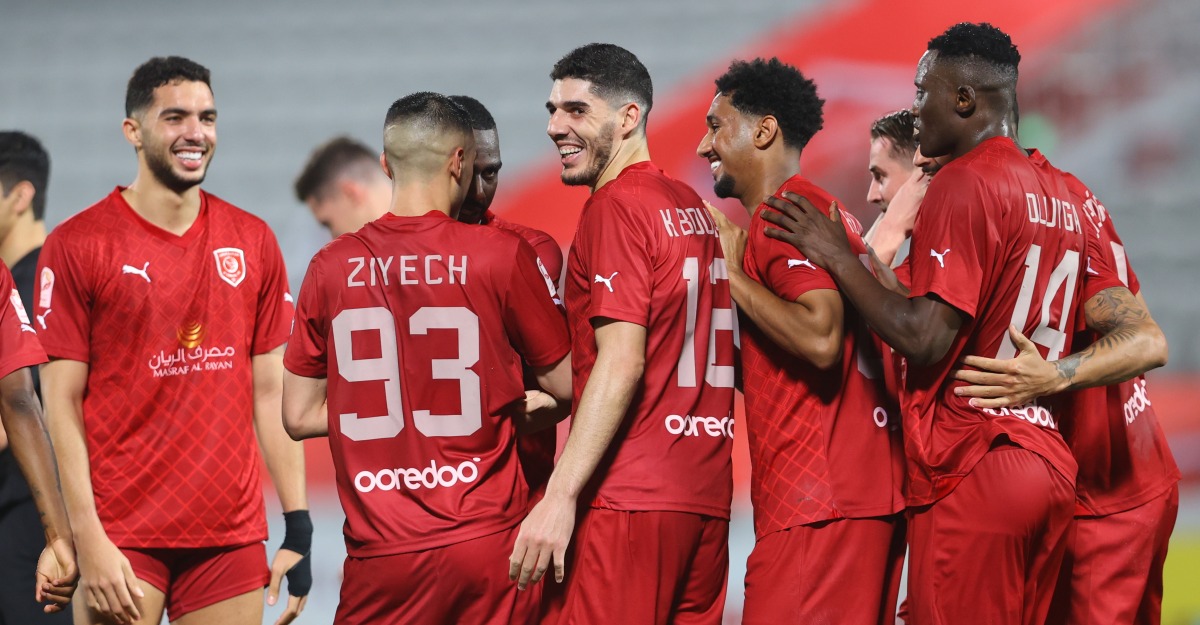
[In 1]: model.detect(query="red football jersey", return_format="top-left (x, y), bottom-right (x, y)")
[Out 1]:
top-left (902, 137), bottom-right (1120, 506)
top-left (484, 210), bottom-right (564, 293)
top-left (479, 210), bottom-right (566, 491)
top-left (741, 176), bottom-right (904, 538)
top-left (0, 261), bottom-right (47, 379)
top-left (35, 188), bottom-right (293, 548)
top-left (564, 161), bottom-right (737, 519)
top-left (1028, 153), bottom-right (1180, 516)
top-left (284, 211), bottom-right (570, 557)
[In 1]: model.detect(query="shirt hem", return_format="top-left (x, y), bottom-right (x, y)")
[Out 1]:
top-left (344, 516), bottom-right (521, 558)
top-left (589, 498), bottom-right (730, 520)
top-left (1075, 472), bottom-right (1182, 517)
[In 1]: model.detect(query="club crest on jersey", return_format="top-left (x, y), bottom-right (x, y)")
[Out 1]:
top-left (213, 247), bottom-right (246, 287)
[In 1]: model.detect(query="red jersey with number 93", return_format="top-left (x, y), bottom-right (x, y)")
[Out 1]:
top-left (285, 211), bottom-right (569, 557)
top-left (902, 137), bottom-right (1121, 505)
top-left (565, 162), bottom-right (737, 519)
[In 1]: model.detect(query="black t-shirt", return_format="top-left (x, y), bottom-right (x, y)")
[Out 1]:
top-left (0, 247), bottom-right (41, 508)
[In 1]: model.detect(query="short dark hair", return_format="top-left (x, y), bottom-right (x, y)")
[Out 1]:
top-left (870, 110), bottom-right (916, 157)
top-left (126, 56), bottom-right (212, 117)
top-left (551, 43), bottom-right (653, 127)
top-left (0, 131), bottom-right (50, 221)
top-left (448, 95), bottom-right (497, 131)
top-left (294, 136), bottom-right (378, 202)
top-left (928, 22), bottom-right (1020, 79)
top-left (384, 92), bottom-right (471, 135)
top-left (714, 57), bottom-right (824, 150)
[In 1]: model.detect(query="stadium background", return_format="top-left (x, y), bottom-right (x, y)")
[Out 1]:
top-left (3, 0), bottom-right (1199, 622)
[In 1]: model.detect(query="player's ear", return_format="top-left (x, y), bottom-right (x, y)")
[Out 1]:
top-left (449, 147), bottom-right (465, 180)
top-left (956, 85), bottom-right (976, 117)
top-left (754, 115), bottom-right (779, 149)
top-left (122, 116), bottom-right (142, 150)
top-left (6, 180), bottom-right (36, 217)
top-left (379, 152), bottom-right (393, 180)
top-left (619, 102), bottom-right (642, 138)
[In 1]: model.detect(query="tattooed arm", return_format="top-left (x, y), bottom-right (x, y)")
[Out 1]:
top-left (951, 287), bottom-right (1167, 408)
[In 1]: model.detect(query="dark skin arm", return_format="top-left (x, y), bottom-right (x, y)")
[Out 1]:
top-left (0, 367), bottom-right (78, 612)
top-left (760, 192), bottom-right (965, 366)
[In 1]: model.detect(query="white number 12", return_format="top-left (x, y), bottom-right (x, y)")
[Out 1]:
top-left (678, 257), bottom-right (737, 388)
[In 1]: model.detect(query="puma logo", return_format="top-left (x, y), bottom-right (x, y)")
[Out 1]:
top-left (36, 309), bottom-right (50, 330)
top-left (787, 258), bottom-right (815, 270)
top-left (930, 248), bottom-right (950, 268)
top-left (594, 271), bottom-right (619, 293)
top-left (122, 262), bottom-right (151, 283)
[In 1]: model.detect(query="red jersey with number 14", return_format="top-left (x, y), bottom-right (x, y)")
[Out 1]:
top-left (284, 211), bottom-right (570, 557)
top-left (1029, 152), bottom-right (1180, 516)
top-left (565, 161), bottom-right (737, 519)
top-left (35, 188), bottom-right (293, 548)
top-left (903, 137), bottom-right (1122, 506)
top-left (741, 175), bottom-right (904, 538)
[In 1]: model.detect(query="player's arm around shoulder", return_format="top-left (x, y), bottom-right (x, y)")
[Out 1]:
top-left (708, 200), bottom-right (844, 369)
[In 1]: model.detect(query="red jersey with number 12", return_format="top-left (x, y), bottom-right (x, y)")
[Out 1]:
top-left (36, 188), bottom-right (293, 548)
top-left (902, 138), bottom-right (1122, 505)
top-left (565, 161), bottom-right (737, 519)
top-left (284, 211), bottom-right (570, 557)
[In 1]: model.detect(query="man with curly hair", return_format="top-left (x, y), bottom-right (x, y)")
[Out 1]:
top-left (758, 23), bottom-right (1166, 624)
top-left (697, 57), bottom-right (905, 624)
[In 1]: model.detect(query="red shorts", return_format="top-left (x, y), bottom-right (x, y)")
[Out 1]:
top-left (907, 444), bottom-right (1074, 625)
top-left (542, 508), bottom-right (728, 625)
top-left (742, 515), bottom-right (906, 625)
top-left (335, 524), bottom-right (538, 625)
top-left (1048, 483), bottom-right (1179, 625)
top-left (122, 542), bottom-right (269, 621)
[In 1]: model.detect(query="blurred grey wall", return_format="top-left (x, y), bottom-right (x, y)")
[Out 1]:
top-left (0, 0), bottom-right (813, 285)
top-left (3, 0), bottom-right (1198, 367)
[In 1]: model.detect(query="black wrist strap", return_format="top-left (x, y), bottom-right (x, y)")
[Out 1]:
top-left (280, 510), bottom-right (313, 555)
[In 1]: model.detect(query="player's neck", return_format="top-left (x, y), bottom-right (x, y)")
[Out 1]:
top-left (743, 154), bottom-right (802, 213)
top-left (387, 182), bottom-right (452, 219)
top-left (955, 116), bottom-right (1021, 159)
top-left (123, 169), bottom-right (203, 236)
top-left (0, 217), bottom-right (46, 267)
top-left (591, 137), bottom-right (651, 194)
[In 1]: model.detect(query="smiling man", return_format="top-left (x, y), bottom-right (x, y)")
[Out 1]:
top-left (697, 57), bottom-right (905, 625)
top-left (36, 57), bottom-right (310, 625)
top-left (757, 24), bottom-right (1165, 625)
top-left (510, 43), bottom-right (737, 625)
